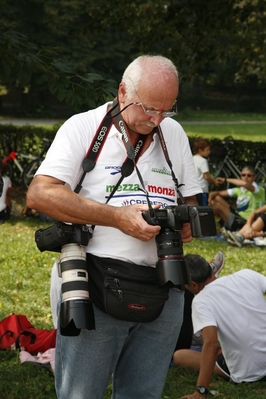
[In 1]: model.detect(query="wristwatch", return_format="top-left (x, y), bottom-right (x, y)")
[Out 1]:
top-left (195, 386), bottom-right (209, 395)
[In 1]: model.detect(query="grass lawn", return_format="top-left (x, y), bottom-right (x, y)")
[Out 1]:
top-left (181, 122), bottom-right (266, 142)
top-left (176, 109), bottom-right (266, 122)
top-left (174, 110), bottom-right (266, 142)
top-left (0, 114), bottom-right (266, 398)
top-left (1, 213), bottom-right (266, 399)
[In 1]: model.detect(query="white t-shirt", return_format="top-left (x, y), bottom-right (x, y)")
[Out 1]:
top-left (36, 102), bottom-right (201, 266)
top-left (193, 154), bottom-right (209, 193)
top-left (0, 175), bottom-right (11, 212)
top-left (192, 269), bottom-right (266, 383)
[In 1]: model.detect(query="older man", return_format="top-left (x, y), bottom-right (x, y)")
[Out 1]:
top-left (27, 55), bottom-right (201, 399)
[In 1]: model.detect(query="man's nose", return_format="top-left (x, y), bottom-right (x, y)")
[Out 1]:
top-left (149, 114), bottom-right (164, 125)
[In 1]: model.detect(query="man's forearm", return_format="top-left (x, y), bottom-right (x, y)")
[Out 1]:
top-left (196, 341), bottom-right (219, 388)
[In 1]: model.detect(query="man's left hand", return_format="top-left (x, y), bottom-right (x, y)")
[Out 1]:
top-left (181, 222), bottom-right (193, 243)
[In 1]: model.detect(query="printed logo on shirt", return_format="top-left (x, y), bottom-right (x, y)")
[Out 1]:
top-left (105, 166), bottom-right (121, 175)
top-left (121, 199), bottom-right (170, 207)
top-left (106, 183), bottom-right (140, 192)
top-left (148, 185), bottom-right (175, 197)
top-left (236, 196), bottom-right (250, 212)
top-left (106, 165), bottom-right (171, 177)
top-left (106, 183), bottom-right (175, 197)
top-left (151, 167), bottom-right (171, 176)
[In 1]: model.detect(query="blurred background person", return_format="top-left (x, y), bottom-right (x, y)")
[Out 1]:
top-left (193, 138), bottom-right (221, 206)
top-left (0, 161), bottom-right (12, 223)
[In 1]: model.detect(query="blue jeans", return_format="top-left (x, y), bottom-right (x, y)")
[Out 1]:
top-left (55, 288), bottom-right (184, 399)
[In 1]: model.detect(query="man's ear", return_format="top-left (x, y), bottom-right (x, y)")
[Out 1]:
top-left (185, 280), bottom-right (199, 294)
top-left (118, 82), bottom-right (126, 103)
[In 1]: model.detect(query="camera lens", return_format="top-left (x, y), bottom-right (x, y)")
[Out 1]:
top-left (59, 243), bottom-right (95, 336)
top-left (155, 228), bottom-right (190, 287)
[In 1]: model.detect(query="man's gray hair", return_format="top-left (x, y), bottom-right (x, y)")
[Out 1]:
top-left (121, 55), bottom-right (179, 99)
top-left (241, 165), bottom-right (255, 174)
top-left (184, 254), bottom-right (212, 284)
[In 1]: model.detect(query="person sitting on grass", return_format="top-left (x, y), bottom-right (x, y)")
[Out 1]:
top-left (208, 165), bottom-right (265, 232)
top-left (223, 203), bottom-right (266, 247)
top-left (174, 251), bottom-right (225, 353)
top-left (174, 254), bottom-right (266, 399)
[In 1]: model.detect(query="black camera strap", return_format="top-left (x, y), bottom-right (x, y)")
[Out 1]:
top-left (156, 125), bottom-right (186, 205)
top-left (74, 101), bottom-right (117, 194)
top-left (110, 99), bottom-right (154, 209)
top-left (75, 98), bottom-right (148, 203)
top-left (75, 98), bottom-right (185, 220)
top-left (109, 99), bottom-right (186, 213)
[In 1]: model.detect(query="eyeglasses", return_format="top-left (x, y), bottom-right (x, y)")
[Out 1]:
top-left (131, 100), bottom-right (178, 118)
top-left (124, 79), bottom-right (178, 117)
top-left (241, 173), bottom-right (254, 177)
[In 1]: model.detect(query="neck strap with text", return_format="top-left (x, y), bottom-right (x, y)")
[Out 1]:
top-left (75, 98), bottom-right (185, 207)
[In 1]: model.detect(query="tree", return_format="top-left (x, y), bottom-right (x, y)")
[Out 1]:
top-left (0, 0), bottom-right (118, 112)
top-left (0, 0), bottom-right (265, 114)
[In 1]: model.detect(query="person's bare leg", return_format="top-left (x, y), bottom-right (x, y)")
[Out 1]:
top-left (209, 195), bottom-right (230, 222)
top-left (238, 217), bottom-right (265, 238)
top-left (173, 349), bottom-right (201, 370)
top-left (173, 349), bottom-right (229, 379)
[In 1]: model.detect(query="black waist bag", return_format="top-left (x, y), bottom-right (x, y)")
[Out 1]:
top-left (87, 253), bottom-right (170, 323)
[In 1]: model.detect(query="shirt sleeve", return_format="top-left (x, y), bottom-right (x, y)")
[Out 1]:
top-left (192, 296), bottom-right (217, 335)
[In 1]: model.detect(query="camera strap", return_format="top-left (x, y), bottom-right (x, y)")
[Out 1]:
top-left (156, 125), bottom-right (186, 205)
top-left (74, 97), bottom-right (185, 216)
top-left (75, 98), bottom-right (148, 203)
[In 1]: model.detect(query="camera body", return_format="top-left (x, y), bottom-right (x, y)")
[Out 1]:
top-left (35, 222), bottom-right (95, 336)
top-left (35, 221), bottom-right (92, 253)
top-left (143, 205), bottom-right (216, 287)
top-left (142, 205), bottom-right (216, 237)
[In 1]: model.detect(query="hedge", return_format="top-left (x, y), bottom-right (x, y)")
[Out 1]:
top-left (1, 125), bottom-right (266, 183)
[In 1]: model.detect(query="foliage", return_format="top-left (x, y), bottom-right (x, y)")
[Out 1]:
top-left (0, 29), bottom-right (117, 112)
top-left (163, 0), bottom-right (266, 85)
top-left (1, 120), bottom-right (266, 184)
top-left (1, 0), bottom-right (266, 114)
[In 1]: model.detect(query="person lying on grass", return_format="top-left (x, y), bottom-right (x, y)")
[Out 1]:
top-left (174, 254), bottom-right (266, 399)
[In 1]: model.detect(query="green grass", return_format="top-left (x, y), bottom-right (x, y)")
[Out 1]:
top-left (1, 112), bottom-right (266, 398)
top-left (182, 122), bottom-right (266, 142)
top-left (173, 110), bottom-right (266, 142)
top-left (1, 214), bottom-right (266, 398)
top-left (177, 109), bottom-right (266, 122)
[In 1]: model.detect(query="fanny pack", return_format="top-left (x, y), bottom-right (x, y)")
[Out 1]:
top-left (87, 253), bottom-right (170, 323)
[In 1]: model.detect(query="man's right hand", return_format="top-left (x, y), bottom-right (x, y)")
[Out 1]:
top-left (114, 204), bottom-right (161, 241)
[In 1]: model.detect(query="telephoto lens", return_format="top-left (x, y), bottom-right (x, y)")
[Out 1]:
top-left (59, 243), bottom-right (95, 336)
top-left (155, 228), bottom-right (190, 287)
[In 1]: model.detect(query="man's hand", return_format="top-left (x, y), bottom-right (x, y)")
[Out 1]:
top-left (208, 191), bottom-right (218, 203)
top-left (216, 177), bottom-right (225, 184)
top-left (114, 204), bottom-right (161, 241)
top-left (114, 206), bottom-right (193, 243)
top-left (181, 222), bottom-right (193, 243)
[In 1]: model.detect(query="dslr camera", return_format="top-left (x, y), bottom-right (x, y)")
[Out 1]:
top-left (35, 222), bottom-right (95, 336)
top-left (143, 205), bottom-right (216, 288)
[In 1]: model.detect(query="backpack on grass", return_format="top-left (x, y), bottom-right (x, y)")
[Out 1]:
top-left (0, 313), bottom-right (56, 354)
